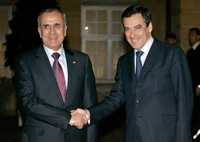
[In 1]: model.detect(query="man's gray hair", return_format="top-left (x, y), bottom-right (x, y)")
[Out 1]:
top-left (37, 8), bottom-right (66, 29)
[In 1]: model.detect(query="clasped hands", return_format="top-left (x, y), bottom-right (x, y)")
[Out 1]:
top-left (69, 108), bottom-right (90, 129)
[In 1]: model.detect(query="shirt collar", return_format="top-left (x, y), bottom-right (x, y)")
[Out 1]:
top-left (135, 36), bottom-right (154, 54)
top-left (43, 44), bottom-right (65, 58)
top-left (192, 41), bottom-right (200, 50)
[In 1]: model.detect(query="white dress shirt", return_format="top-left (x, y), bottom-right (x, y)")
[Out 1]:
top-left (192, 41), bottom-right (200, 50)
top-left (43, 44), bottom-right (68, 89)
top-left (134, 36), bottom-right (154, 72)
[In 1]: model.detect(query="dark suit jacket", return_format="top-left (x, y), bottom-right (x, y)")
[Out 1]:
top-left (89, 38), bottom-right (193, 142)
top-left (15, 45), bottom-right (98, 142)
top-left (187, 43), bottom-right (200, 136)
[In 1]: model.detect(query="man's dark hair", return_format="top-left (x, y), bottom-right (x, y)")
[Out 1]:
top-left (189, 27), bottom-right (200, 35)
top-left (121, 5), bottom-right (152, 28)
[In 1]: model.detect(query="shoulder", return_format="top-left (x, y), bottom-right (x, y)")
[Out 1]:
top-left (15, 46), bottom-right (39, 62)
top-left (154, 38), bottom-right (178, 49)
top-left (186, 48), bottom-right (193, 55)
top-left (64, 47), bottom-right (90, 63)
top-left (153, 38), bottom-right (184, 55)
top-left (65, 47), bottom-right (88, 57)
top-left (119, 49), bottom-right (134, 61)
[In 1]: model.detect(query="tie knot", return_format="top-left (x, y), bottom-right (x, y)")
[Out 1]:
top-left (136, 51), bottom-right (143, 58)
top-left (52, 53), bottom-right (60, 60)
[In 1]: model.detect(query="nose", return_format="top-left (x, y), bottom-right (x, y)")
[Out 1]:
top-left (130, 29), bottom-right (136, 38)
top-left (50, 26), bottom-right (55, 34)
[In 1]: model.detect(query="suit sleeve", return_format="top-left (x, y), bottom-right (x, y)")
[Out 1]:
top-left (171, 47), bottom-right (193, 142)
top-left (88, 57), bottom-right (125, 124)
top-left (15, 55), bottom-right (71, 130)
top-left (83, 55), bottom-right (98, 142)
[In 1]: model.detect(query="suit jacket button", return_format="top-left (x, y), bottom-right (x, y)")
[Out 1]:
top-left (133, 116), bottom-right (136, 119)
top-left (136, 100), bottom-right (139, 103)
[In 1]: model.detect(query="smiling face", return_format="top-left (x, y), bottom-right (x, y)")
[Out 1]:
top-left (124, 13), bottom-right (152, 50)
top-left (38, 10), bottom-right (67, 51)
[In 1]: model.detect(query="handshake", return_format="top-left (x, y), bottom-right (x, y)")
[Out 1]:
top-left (69, 108), bottom-right (90, 129)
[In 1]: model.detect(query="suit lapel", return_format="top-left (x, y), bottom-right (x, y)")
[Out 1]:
top-left (127, 50), bottom-right (136, 86)
top-left (64, 48), bottom-right (74, 104)
top-left (35, 45), bottom-right (63, 102)
top-left (138, 39), bottom-right (160, 84)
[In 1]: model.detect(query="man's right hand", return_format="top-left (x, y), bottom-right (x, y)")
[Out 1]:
top-left (70, 108), bottom-right (90, 129)
top-left (69, 112), bottom-right (88, 129)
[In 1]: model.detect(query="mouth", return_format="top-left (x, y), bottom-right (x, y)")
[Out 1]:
top-left (130, 38), bottom-right (139, 44)
top-left (49, 35), bottom-right (58, 40)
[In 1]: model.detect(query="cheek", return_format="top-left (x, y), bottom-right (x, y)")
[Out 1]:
top-left (125, 32), bottom-right (130, 38)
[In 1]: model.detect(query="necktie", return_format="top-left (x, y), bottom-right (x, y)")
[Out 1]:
top-left (135, 51), bottom-right (144, 126)
top-left (136, 51), bottom-right (144, 82)
top-left (52, 53), bottom-right (66, 103)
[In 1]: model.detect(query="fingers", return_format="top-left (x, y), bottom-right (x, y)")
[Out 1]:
top-left (69, 112), bottom-right (87, 129)
top-left (71, 108), bottom-right (90, 120)
top-left (71, 108), bottom-right (82, 115)
top-left (69, 108), bottom-right (91, 129)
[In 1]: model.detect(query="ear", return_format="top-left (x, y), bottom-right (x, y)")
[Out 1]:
top-left (64, 25), bottom-right (67, 37)
top-left (198, 35), bottom-right (200, 40)
top-left (38, 27), bottom-right (42, 38)
top-left (148, 22), bottom-right (153, 33)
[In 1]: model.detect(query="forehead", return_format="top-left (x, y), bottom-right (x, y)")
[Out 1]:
top-left (40, 11), bottom-right (63, 23)
top-left (123, 13), bottom-right (145, 26)
top-left (190, 30), bottom-right (197, 35)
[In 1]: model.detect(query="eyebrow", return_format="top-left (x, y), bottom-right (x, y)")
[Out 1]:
top-left (55, 23), bottom-right (61, 26)
top-left (42, 23), bottom-right (61, 27)
top-left (134, 24), bottom-right (141, 28)
top-left (42, 24), bottom-right (49, 27)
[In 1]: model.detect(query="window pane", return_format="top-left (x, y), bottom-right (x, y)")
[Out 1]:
top-left (112, 10), bottom-right (122, 22)
top-left (97, 54), bottom-right (106, 65)
top-left (97, 41), bottom-right (106, 52)
top-left (112, 23), bottom-right (122, 34)
top-left (113, 41), bottom-right (123, 52)
top-left (97, 23), bottom-right (107, 34)
top-left (96, 66), bottom-right (106, 78)
top-left (112, 54), bottom-right (120, 65)
top-left (86, 10), bottom-right (96, 21)
top-left (112, 66), bottom-right (117, 78)
top-left (97, 10), bottom-right (106, 21)
top-left (86, 41), bottom-right (95, 52)
top-left (86, 23), bottom-right (96, 34)
top-left (88, 54), bottom-right (95, 65)
top-left (82, 6), bottom-right (127, 81)
top-left (0, 10), bottom-right (8, 21)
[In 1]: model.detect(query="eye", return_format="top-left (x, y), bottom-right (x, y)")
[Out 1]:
top-left (124, 27), bottom-right (130, 31)
top-left (43, 25), bottom-right (49, 29)
top-left (55, 23), bottom-right (60, 28)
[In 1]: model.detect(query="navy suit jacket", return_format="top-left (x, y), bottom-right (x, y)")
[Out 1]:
top-left (89, 38), bottom-right (193, 142)
top-left (15, 45), bottom-right (98, 142)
